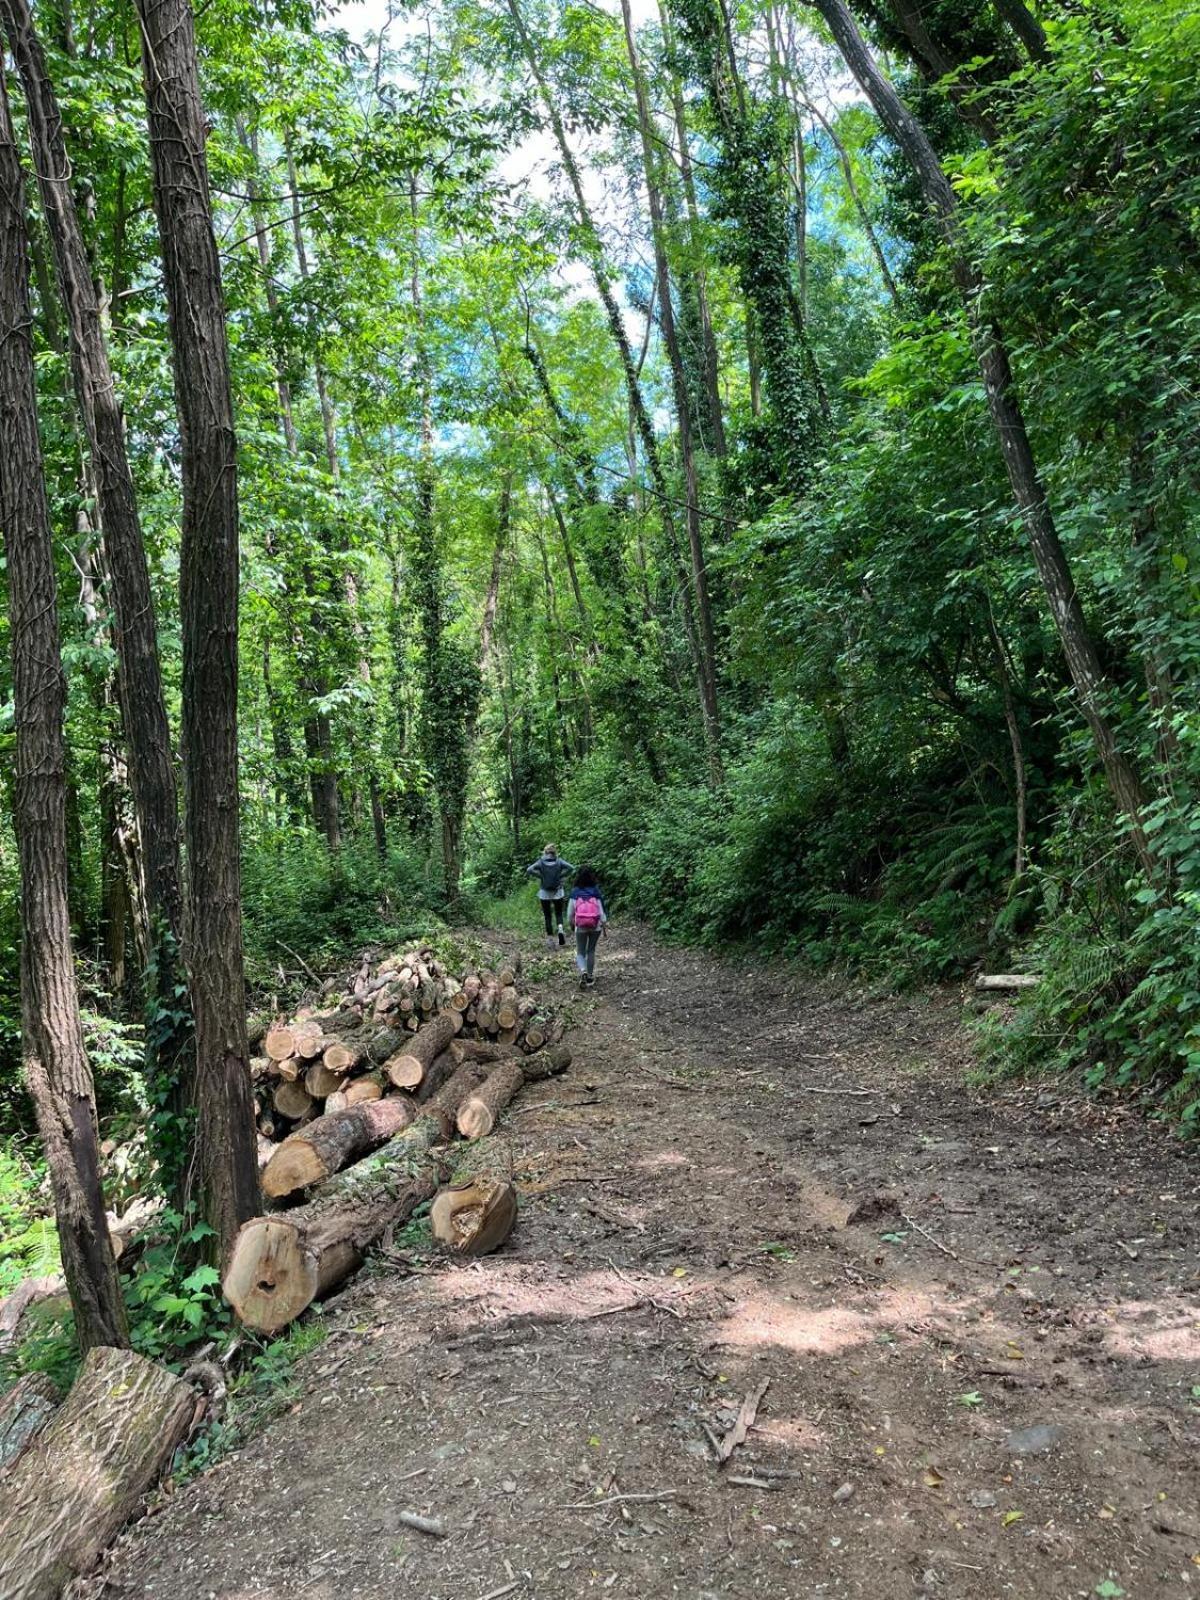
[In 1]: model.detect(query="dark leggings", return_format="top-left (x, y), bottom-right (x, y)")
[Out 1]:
top-left (541, 897), bottom-right (565, 934)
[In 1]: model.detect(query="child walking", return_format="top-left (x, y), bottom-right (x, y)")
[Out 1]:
top-left (567, 867), bottom-right (608, 988)
top-left (525, 844), bottom-right (576, 946)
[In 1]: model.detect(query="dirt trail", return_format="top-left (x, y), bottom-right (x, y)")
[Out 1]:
top-left (104, 925), bottom-right (1200, 1600)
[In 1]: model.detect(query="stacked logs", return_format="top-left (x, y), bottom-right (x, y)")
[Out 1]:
top-left (225, 944), bottom-right (571, 1335)
top-left (251, 947), bottom-right (560, 1143)
top-left (225, 1042), bottom-right (571, 1333)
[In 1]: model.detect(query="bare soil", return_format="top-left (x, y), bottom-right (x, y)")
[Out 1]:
top-left (101, 923), bottom-right (1200, 1600)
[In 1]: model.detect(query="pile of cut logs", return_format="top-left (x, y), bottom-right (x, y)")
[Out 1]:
top-left (224, 945), bottom-right (570, 1336)
top-left (250, 947), bottom-right (559, 1140)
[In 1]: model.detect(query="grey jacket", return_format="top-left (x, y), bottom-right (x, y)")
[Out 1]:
top-left (526, 855), bottom-right (575, 897)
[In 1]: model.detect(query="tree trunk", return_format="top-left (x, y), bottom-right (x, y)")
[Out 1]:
top-left (383, 1009), bottom-right (463, 1090)
top-left (800, 91), bottom-right (898, 302)
top-left (456, 1059), bottom-right (525, 1139)
top-left (985, 606), bottom-right (1028, 885)
top-left (515, 1041), bottom-right (572, 1083)
top-left (479, 479), bottom-right (507, 679)
top-left (0, 1346), bottom-right (193, 1600)
top-left (262, 1095), bottom-right (416, 1199)
top-left (431, 1178), bottom-right (517, 1255)
top-left (134, 0), bottom-right (260, 1253)
top-left (884, 0), bottom-right (1001, 144)
top-left (0, 0), bottom-right (190, 1108)
top-left (621, 0), bottom-right (723, 783)
top-left (0, 64), bottom-right (129, 1353)
top-left (505, 0), bottom-right (708, 713)
top-left (658, 0), bottom-right (726, 457)
top-left (993, 0), bottom-right (1049, 62)
top-left (811, 0), bottom-right (1153, 879)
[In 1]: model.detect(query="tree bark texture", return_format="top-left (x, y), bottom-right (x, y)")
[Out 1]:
top-left (0, 0), bottom-right (190, 1091)
top-left (134, 0), bottom-right (260, 1251)
top-left (809, 0), bottom-right (1153, 878)
top-left (0, 1373), bottom-right (60, 1472)
top-left (993, 0), bottom-right (1048, 61)
top-left (262, 1095), bottom-right (416, 1199)
top-left (0, 65), bottom-right (129, 1353)
top-left (0, 1346), bottom-right (193, 1600)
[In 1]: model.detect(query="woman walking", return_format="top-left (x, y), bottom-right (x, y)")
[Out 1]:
top-left (525, 843), bottom-right (576, 946)
top-left (567, 867), bottom-right (608, 988)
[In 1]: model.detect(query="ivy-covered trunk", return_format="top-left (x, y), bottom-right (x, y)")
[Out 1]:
top-left (673, 0), bottom-right (824, 495)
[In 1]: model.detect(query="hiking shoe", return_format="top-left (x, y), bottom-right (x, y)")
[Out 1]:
top-left (585, 973), bottom-right (596, 988)
top-left (557, 926), bottom-right (565, 945)
top-left (578, 971), bottom-right (588, 990)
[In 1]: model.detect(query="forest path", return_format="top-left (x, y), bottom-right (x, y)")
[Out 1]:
top-left (105, 924), bottom-right (1200, 1600)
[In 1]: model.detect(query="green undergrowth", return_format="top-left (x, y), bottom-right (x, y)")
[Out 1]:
top-left (471, 735), bottom-right (1200, 1135)
top-left (173, 1322), bottom-right (328, 1484)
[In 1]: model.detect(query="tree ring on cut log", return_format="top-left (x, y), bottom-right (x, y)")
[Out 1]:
top-left (431, 1178), bottom-right (517, 1255)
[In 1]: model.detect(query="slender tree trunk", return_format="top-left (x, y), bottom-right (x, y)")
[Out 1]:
top-left (544, 480), bottom-right (594, 647)
top-left (302, 688), bottom-right (342, 848)
top-left (285, 147), bottom-right (341, 485)
top-left (987, 607), bottom-right (1028, 885)
top-left (992, 0), bottom-right (1048, 63)
top-left (1, 0), bottom-right (191, 1108)
top-left (801, 91), bottom-right (899, 302)
top-left (810, 0), bottom-right (1153, 878)
top-left (407, 180), bottom-right (476, 902)
top-left (134, 0), bottom-right (260, 1253)
top-left (505, 0), bottom-right (707, 705)
top-left (621, 0), bottom-right (723, 783)
top-left (884, 0), bottom-right (1001, 143)
top-left (235, 118), bottom-right (297, 453)
top-left (261, 636), bottom-right (304, 826)
top-left (1129, 436), bottom-right (1180, 781)
top-left (535, 527), bottom-right (592, 750)
top-left (479, 477), bottom-right (508, 680)
top-left (0, 63), bottom-right (128, 1351)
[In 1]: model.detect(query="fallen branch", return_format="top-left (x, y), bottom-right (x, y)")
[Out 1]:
top-left (396, 1510), bottom-right (448, 1538)
top-left (798, 1085), bottom-right (878, 1098)
top-left (901, 1210), bottom-right (959, 1261)
top-left (714, 1377), bottom-right (771, 1463)
top-left (277, 940), bottom-right (322, 986)
top-left (559, 1488), bottom-right (677, 1509)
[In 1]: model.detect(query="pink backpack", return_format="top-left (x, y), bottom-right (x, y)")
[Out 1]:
top-left (574, 891), bottom-right (602, 930)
